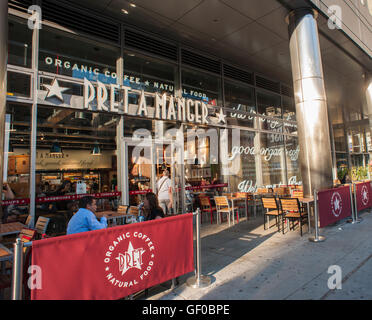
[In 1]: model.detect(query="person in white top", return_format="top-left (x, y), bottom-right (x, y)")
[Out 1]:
top-left (156, 169), bottom-right (173, 215)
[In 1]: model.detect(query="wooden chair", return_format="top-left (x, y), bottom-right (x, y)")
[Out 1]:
top-left (261, 197), bottom-right (283, 233)
top-left (234, 192), bottom-right (248, 219)
top-left (128, 206), bottom-right (139, 216)
top-left (126, 206), bottom-right (139, 224)
top-left (117, 205), bottom-right (129, 214)
top-left (279, 198), bottom-right (308, 236)
top-left (199, 196), bottom-right (217, 224)
top-left (34, 216), bottom-right (50, 239)
top-left (214, 196), bottom-right (239, 226)
top-left (292, 190), bottom-right (304, 199)
top-left (257, 188), bottom-right (268, 194)
top-left (24, 215), bottom-right (32, 228)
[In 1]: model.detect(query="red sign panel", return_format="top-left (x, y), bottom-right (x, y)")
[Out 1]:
top-left (318, 186), bottom-right (352, 228)
top-left (355, 181), bottom-right (372, 212)
top-left (31, 214), bottom-right (194, 300)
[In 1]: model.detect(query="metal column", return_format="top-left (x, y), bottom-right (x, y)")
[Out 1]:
top-left (287, 8), bottom-right (334, 197)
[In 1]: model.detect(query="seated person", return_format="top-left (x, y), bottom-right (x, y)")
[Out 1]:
top-left (143, 192), bottom-right (164, 221)
top-left (66, 196), bottom-right (107, 235)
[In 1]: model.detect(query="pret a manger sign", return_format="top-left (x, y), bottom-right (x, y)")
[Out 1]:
top-left (84, 78), bottom-right (210, 124)
top-left (41, 77), bottom-right (214, 125)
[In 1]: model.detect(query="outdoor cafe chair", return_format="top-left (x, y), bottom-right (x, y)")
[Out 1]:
top-left (199, 196), bottom-right (217, 224)
top-left (261, 196), bottom-right (283, 233)
top-left (126, 206), bottom-right (139, 224)
top-left (214, 196), bottom-right (239, 226)
top-left (234, 192), bottom-right (249, 219)
top-left (34, 216), bottom-right (50, 239)
top-left (279, 198), bottom-right (308, 237)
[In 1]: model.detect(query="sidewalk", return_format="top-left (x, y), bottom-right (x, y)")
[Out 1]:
top-left (145, 209), bottom-right (372, 300)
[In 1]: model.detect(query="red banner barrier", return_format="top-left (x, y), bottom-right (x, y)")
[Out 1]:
top-left (355, 181), bottom-right (372, 212)
top-left (31, 213), bottom-right (194, 300)
top-left (318, 186), bottom-right (352, 228)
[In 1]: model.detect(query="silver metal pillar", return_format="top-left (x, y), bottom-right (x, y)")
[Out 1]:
top-left (0, 1), bottom-right (8, 222)
top-left (287, 8), bottom-right (333, 197)
top-left (11, 238), bottom-right (24, 300)
top-left (186, 209), bottom-right (212, 288)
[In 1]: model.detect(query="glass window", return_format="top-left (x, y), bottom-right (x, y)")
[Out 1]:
top-left (257, 91), bottom-right (281, 118)
top-left (8, 17), bottom-right (32, 68)
top-left (39, 26), bottom-right (120, 84)
top-left (282, 96), bottom-right (296, 121)
top-left (259, 132), bottom-right (286, 187)
top-left (181, 68), bottom-right (221, 106)
top-left (228, 130), bottom-right (257, 193)
top-left (224, 80), bottom-right (256, 128)
top-left (123, 52), bottom-right (176, 106)
top-left (2, 104), bottom-right (31, 223)
top-left (35, 106), bottom-right (120, 235)
top-left (334, 127), bottom-right (346, 152)
top-left (285, 136), bottom-right (302, 186)
top-left (7, 71), bottom-right (32, 98)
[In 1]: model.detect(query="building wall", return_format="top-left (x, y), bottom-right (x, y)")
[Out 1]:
top-left (310, 0), bottom-right (372, 57)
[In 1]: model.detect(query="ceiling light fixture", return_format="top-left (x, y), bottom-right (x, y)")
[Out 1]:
top-left (121, 9), bottom-right (129, 14)
top-left (130, 3), bottom-right (136, 8)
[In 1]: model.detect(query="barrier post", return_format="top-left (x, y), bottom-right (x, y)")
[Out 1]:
top-left (353, 183), bottom-right (363, 223)
top-left (347, 184), bottom-right (357, 224)
top-left (309, 189), bottom-right (326, 243)
top-left (11, 238), bottom-right (24, 300)
top-left (186, 208), bottom-right (212, 288)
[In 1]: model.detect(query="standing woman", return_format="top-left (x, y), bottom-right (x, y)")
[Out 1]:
top-left (143, 192), bottom-right (165, 220)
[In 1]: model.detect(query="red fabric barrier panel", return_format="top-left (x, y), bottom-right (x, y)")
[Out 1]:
top-left (318, 186), bottom-right (352, 228)
top-left (355, 181), bottom-right (372, 212)
top-left (31, 214), bottom-right (194, 300)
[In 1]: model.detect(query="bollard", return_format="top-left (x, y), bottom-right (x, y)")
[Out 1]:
top-left (352, 183), bottom-right (363, 223)
top-left (309, 189), bottom-right (326, 243)
top-left (11, 238), bottom-right (24, 300)
top-left (186, 208), bottom-right (212, 288)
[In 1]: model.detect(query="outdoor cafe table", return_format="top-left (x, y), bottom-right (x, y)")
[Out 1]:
top-left (298, 197), bottom-right (314, 234)
top-left (0, 243), bottom-right (12, 274)
top-left (0, 222), bottom-right (25, 237)
top-left (96, 211), bottom-right (134, 226)
top-left (225, 195), bottom-right (248, 224)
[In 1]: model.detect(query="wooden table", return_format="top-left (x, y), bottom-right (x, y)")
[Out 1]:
top-left (0, 244), bottom-right (13, 274)
top-left (226, 196), bottom-right (247, 224)
top-left (0, 222), bottom-right (25, 237)
top-left (97, 211), bottom-right (134, 226)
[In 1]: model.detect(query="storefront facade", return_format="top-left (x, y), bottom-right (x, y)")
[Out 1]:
top-left (1, 0), bottom-right (372, 231)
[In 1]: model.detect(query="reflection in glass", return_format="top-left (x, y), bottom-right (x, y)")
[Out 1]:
top-left (182, 68), bottom-right (221, 106)
top-left (8, 17), bottom-right (32, 68)
top-left (39, 26), bottom-right (119, 84)
top-left (2, 104), bottom-right (31, 223)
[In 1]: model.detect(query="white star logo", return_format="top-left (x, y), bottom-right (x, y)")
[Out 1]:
top-left (115, 242), bottom-right (145, 276)
top-left (215, 108), bottom-right (226, 124)
top-left (43, 78), bottom-right (69, 102)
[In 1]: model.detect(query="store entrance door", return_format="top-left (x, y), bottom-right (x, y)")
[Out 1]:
top-left (124, 138), bottom-right (185, 213)
top-left (124, 139), bottom-right (154, 206)
top-left (154, 141), bottom-right (184, 215)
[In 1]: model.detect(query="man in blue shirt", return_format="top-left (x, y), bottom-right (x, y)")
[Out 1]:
top-left (67, 196), bottom-right (107, 235)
